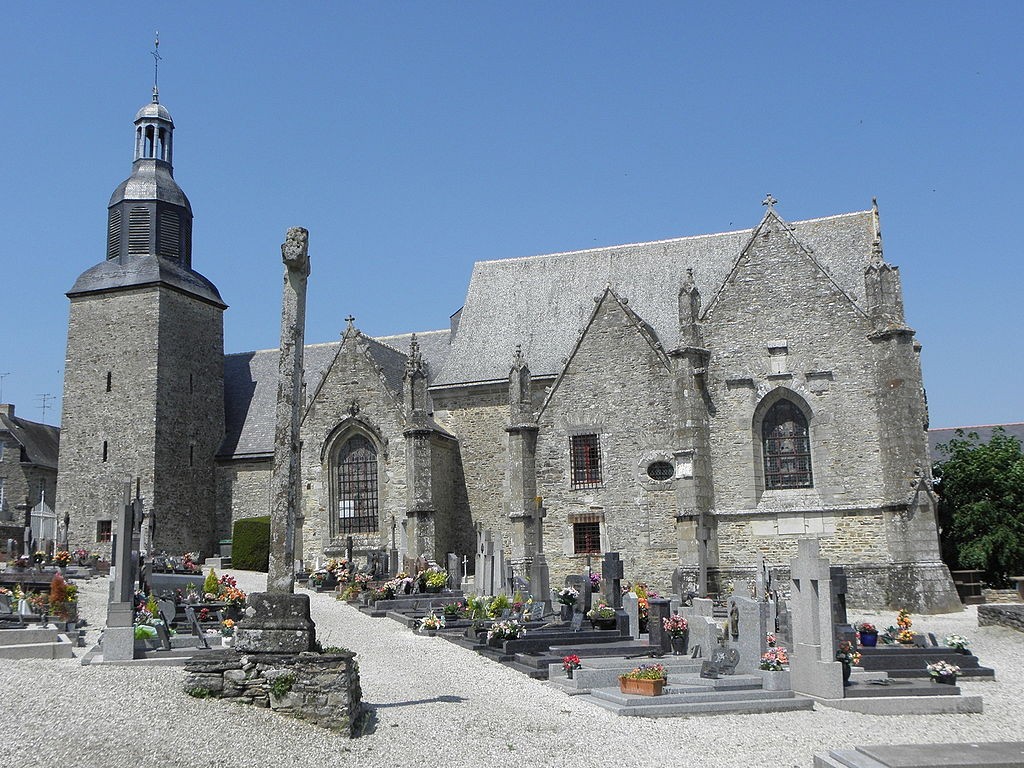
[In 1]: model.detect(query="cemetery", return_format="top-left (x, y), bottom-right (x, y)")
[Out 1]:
top-left (4, 517), bottom-right (1024, 765)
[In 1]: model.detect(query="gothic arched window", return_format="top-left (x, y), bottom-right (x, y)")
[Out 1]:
top-left (762, 399), bottom-right (813, 489)
top-left (334, 434), bottom-right (379, 534)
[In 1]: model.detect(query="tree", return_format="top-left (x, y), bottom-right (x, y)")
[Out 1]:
top-left (934, 428), bottom-right (1024, 587)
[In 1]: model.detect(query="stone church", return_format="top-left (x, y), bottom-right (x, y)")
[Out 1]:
top-left (56, 94), bottom-right (959, 612)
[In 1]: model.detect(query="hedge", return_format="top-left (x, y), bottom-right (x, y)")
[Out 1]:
top-left (232, 515), bottom-right (271, 572)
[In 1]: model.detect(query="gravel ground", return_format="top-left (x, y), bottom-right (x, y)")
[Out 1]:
top-left (1, 570), bottom-right (1022, 768)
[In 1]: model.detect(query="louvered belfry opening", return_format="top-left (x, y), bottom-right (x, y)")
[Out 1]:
top-left (127, 206), bottom-right (151, 255)
top-left (106, 208), bottom-right (122, 259)
top-left (158, 209), bottom-right (180, 260)
top-left (336, 435), bottom-right (380, 534)
top-left (762, 399), bottom-right (813, 489)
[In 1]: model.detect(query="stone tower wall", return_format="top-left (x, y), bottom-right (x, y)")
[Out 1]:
top-left (151, 288), bottom-right (224, 556)
top-left (58, 285), bottom-right (224, 558)
top-left (58, 289), bottom-right (160, 556)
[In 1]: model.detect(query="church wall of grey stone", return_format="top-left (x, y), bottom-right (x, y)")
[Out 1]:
top-left (57, 95), bottom-right (959, 612)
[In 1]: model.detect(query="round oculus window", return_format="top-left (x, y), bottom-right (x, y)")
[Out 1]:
top-left (646, 461), bottom-right (674, 481)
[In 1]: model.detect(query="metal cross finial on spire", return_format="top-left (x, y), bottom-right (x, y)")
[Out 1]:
top-left (762, 193), bottom-right (778, 209)
top-left (151, 31), bottom-right (162, 103)
top-left (344, 314), bottom-right (355, 329)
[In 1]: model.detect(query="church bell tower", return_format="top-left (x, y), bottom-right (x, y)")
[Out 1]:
top-left (56, 80), bottom-right (226, 558)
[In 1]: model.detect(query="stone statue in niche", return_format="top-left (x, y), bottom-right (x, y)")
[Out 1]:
top-left (729, 603), bottom-right (740, 641)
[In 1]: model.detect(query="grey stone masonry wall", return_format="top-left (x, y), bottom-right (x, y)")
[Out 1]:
top-left (704, 211), bottom-right (887, 519)
top-left (299, 330), bottom-right (408, 568)
top-left (431, 382), bottom-right (517, 555)
top-left (59, 289), bottom-right (160, 557)
top-left (536, 290), bottom-right (680, 590)
top-left (215, 457), bottom-right (272, 540)
top-left (152, 287), bottom-right (224, 556)
top-left (182, 648), bottom-right (361, 735)
top-left (978, 604), bottom-right (1024, 633)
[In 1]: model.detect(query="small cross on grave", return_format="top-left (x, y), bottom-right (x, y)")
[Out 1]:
top-left (601, 552), bottom-right (625, 610)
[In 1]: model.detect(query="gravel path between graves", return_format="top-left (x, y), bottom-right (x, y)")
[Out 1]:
top-left (2, 572), bottom-right (1023, 768)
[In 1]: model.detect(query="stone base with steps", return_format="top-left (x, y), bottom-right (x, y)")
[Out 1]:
top-left (582, 673), bottom-right (814, 717)
top-left (0, 625), bottom-right (75, 660)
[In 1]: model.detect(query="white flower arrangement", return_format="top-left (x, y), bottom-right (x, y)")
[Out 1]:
top-left (945, 634), bottom-right (970, 650)
top-left (555, 586), bottom-right (579, 606)
top-left (419, 613), bottom-right (445, 631)
top-left (926, 660), bottom-right (960, 677)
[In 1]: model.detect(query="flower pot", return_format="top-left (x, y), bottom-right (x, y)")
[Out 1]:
top-left (565, 668), bottom-right (574, 680)
top-left (559, 604), bottom-right (572, 621)
top-left (425, 585), bottom-right (442, 594)
top-left (591, 617), bottom-right (617, 631)
top-left (670, 634), bottom-right (689, 656)
top-left (933, 674), bottom-right (958, 686)
top-left (859, 631), bottom-right (878, 647)
top-left (841, 661), bottom-right (852, 686)
top-left (618, 676), bottom-right (666, 696)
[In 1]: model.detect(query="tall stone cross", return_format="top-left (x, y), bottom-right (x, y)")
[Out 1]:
top-left (601, 552), bottom-right (625, 609)
top-left (267, 227), bottom-right (311, 594)
top-left (788, 538), bottom-right (843, 700)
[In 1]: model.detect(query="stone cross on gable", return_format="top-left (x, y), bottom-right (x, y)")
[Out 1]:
top-left (345, 314), bottom-right (355, 328)
top-left (601, 552), bottom-right (625, 609)
top-left (762, 193), bottom-right (778, 209)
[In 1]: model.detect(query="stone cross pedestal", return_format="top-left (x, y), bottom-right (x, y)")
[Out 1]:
top-left (622, 592), bottom-right (640, 639)
top-left (788, 539), bottom-right (843, 700)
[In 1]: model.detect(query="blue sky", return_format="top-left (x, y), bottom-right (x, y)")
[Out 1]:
top-left (1, 3), bottom-right (1021, 429)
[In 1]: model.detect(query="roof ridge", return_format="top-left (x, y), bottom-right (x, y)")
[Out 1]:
top-left (931, 422), bottom-right (1024, 430)
top-left (473, 210), bottom-right (872, 267)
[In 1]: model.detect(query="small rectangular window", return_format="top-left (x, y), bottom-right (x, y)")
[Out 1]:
top-left (96, 520), bottom-right (112, 543)
top-left (570, 434), bottom-right (602, 489)
top-left (106, 371), bottom-right (112, 392)
top-left (573, 521), bottom-right (602, 554)
top-left (102, 441), bottom-right (108, 463)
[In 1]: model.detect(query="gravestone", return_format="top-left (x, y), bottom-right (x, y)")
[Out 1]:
top-left (622, 592), bottom-right (640, 639)
top-left (788, 539), bottom-right (843, 700)
top-left (570, 612), bottom-right (584, 632)
top-left (647, 597), bottom-right (673, 654)
top-left (184, 606), bottom-right (210, 650)
top-left (529, 602), bottom-right (545, 621)
top-left (686, 615), bottom-right (719, 658)
top-left (103, 483), bottom-right (144, 661)
top-left (601, 552), bottom-right (625, 609)
top-left (447, 553), bottom-right (461, 590)
top-left (725, 595), bottom-right (770, 674)
top-left (830, 565), bottom-right (856, 644)
top-left (775, 598), bottom-right (793, 648)
top-left (700, 647), bottom-right (739, 679)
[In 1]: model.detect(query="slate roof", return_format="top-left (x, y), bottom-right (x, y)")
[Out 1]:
top-left (928, 423), bottom-right (1024, 463)
top-left (0, 412), bottom-right (60, 469)
top-left (220, 329), bottom-right (451, 459)
top-left (434, 210), bottom-right (876, 386)
top-left (67, 254), bottom-right (224, 307)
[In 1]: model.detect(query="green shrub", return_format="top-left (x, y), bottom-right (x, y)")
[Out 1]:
top-left (269, 673), bottom-right (295, 698)
top-left (232, 516), bottom-right (271, 571)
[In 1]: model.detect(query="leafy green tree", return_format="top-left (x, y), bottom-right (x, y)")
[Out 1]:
top-left (935, 428), bottom-right (1024, 587)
